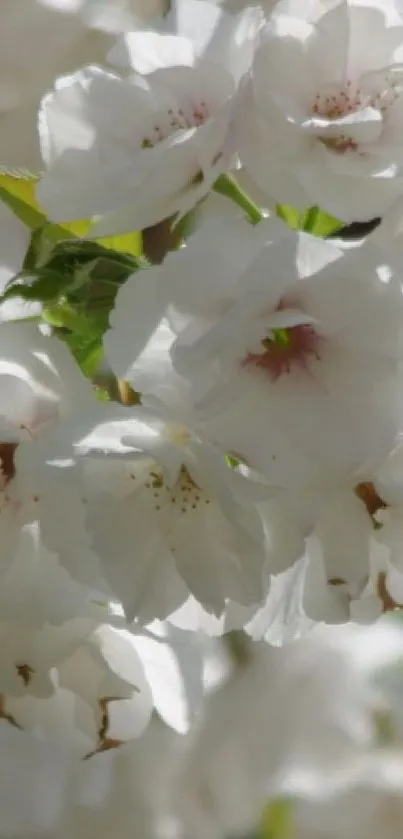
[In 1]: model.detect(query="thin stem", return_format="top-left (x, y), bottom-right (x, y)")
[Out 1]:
top-left (142, 210), bottom-right (197, 264)
top-left (225, 630), bottom-right (252, 667)
top-left (303, 205), bottom-right (320, 233)
top-left (117, 379), bottom-right (139, 406)
top-left (91, 373), bottom-right (121, 403)
top-left (275, 203), bottom-right (290, 224)
top-left (213, 173), bottom-right (264, 225)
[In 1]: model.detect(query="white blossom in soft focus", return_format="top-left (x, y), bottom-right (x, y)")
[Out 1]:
top-left (175, 618), bottom-right (403, 839)
top-left (135, 0), bottom-right (264, 84)
top-left (0, 723), bottom-right (73, 837)
top-left (275, 628), bottom-right (403, 839)
top-left (35, 18), bottom-right (247, 236)
top-left (53, 717), bottom-right (182, 839)
top-left (0, 0), bottom-right (174, 172)
top-left (0, 0), bottom-right (112, 172)
top-left (0, 699), bottom-right (185, 839)
top-left (237, 0), bottom-right (403, 222)
top-left (286, 754), bottom-right (403, 839)
top-left (78, 0), bottom-right (170, 32)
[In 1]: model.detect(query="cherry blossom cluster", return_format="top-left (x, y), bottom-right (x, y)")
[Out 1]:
top-left (3, 0), bottom-right (403, 837)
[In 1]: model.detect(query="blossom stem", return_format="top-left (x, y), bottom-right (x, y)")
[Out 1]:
top-left (302, 205), bottom-right (320, 233)
top-left (275, 203), bottom-right (291, 224)
top-left (143, 209), bottom-right (198, 264)
top-left (142, 217), bottom-right (181, 264)
top-left (213, 173), bottom-right (264, 225)
top-left (117, 379), bottom-right (139, 406)
top-left (225, 630), bottom-right (252, 666)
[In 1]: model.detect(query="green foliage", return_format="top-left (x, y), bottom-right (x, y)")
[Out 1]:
top-left (0, 173), bottom-right (145, 378)
top-left (0, 173), bottom-right (142, 254)
top-left (225, 454), bottom-right (240, 469)
top-left (2, 235), bottom-right (147, 377)
top-left (45, 243), bottom-right (145, 374)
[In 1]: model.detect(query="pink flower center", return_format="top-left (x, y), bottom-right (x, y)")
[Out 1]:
top-left (142, 100), bottom-right (210, 149)
top-left (312, 82), bottom-right (363, 153)
top-left (311, 76), bottom-right (400, 154)
top-left (243, 323), bottom-right (321, 381)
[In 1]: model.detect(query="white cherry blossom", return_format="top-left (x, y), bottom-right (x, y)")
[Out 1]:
top-left (0, 522), bottom-right (152, 758)
top-left (0, 527), bottom-right (204, 766)
top-left (0, 524), bottom-right (101, 700)
top-left (237, 0), bottom-right (403, 222)
top-left (14, 391), bottom-right (304, 623)
top-left (4, 625), bottom-right (153, 760)
top-left (166, 218), bottom-right (403, 490)
top-left (65, 407), bottom-right (275, 619)
top-left (243, 471), bottom-right (403, 635)
top-left (0, 322), bottom-right (94, 441)
top-left (36, 38), bottom-right (238, 235)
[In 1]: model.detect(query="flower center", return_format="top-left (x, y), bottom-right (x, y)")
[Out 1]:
top-left (312, 83), bottom-right (363, 152)
top-left (143, 465), bottom-right (210, 513)
top-left (141, 100), bottom-right (210, 149)
top-left (244, 324), bottom-right (321, 381)
top-left (311, 75), bottom-right (401, 154)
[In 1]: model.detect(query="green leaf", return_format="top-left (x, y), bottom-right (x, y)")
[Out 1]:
top-left (1, 269), bottom-right (71, 303)
top-left (99, 231), bottom-right (142, 257)
top-left (308, 208), bottom-right (343, 237)
top-left (0, 177), bottom-right (88, 241)
top-left (34, 243), bottom-right (146, 379)
top-left (0, 175), bottom-right (143, 384)
top-left (64, 332), bottom-right (104, 377)
top-left (0, 174), bottom-right (143, 256)
top-left (225, 454), bottom-right (240, 469)
top-left (42, 302), bottom-right (94, 332)
top-left (0, 184), bottom-right (45, 230)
